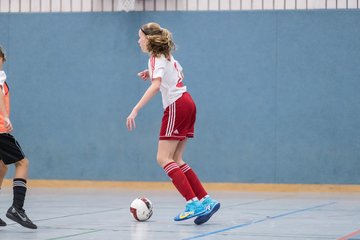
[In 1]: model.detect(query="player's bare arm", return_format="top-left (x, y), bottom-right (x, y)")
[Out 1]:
top-left (126, 77), bottom-right (161, 131)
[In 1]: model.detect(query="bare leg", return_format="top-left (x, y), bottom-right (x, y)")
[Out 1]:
top-left (173, 139), bottom-right (188, 166)
top-left (0, 161), bottom-right (8, 226)
top-left (14, 158), bottom-right (29, 179)
top-left (156, 140), bottom-right (180, 167)
top-left (0, 160), bottom-right (8, 188)
top-left (6, 158), bottom-right (37, 229)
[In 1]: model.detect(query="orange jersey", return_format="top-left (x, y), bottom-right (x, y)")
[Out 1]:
top-left (0, 82), bottom-right (10, 133)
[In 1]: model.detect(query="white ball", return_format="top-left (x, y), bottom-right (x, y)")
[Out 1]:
top-left (130, 197), bottom-right (153, 222)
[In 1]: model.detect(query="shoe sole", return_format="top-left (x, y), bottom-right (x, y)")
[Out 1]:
top-left (6, 213), bottom-right (37, 229)
top-left (194, 202), bottom-right (220, 225)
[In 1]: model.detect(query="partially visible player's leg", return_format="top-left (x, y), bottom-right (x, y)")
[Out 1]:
top-left (0, 134), bottom-right (37, 229)
top-left (6, 157), bottom-right (37, 229)
top-left (157, 140), bottom-right (205, 221)
top-left (12, 158), bottom-right (29, 210)
top-left (14, 158), bottom-right (28, 179)
top-left (0, 160), bottom-right (8, 226)
top-left (0, 160), bottom-right (8, 187)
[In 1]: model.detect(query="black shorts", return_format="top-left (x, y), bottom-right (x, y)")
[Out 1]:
top-left (0, 133), bottom-right (25, 165)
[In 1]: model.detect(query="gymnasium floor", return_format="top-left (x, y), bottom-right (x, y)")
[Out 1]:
top-left (0, 187), bottom-right (359, 240)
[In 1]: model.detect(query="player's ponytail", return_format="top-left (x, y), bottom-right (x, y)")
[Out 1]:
top-left (141, 22), bottom-right (175, 58)
top-left (0, 46), bottom-right (6, 62)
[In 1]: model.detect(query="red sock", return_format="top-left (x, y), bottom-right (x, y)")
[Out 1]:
top-left (164, 162), bottom-right (196, 201)
top-left (180, 163), bottom-right (208, 200)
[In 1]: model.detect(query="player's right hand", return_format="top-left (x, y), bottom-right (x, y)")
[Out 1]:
top-left (137, 70), bottom-right (149, 81)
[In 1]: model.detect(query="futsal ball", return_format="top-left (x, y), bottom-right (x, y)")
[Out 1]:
top-left (130, 197), bottom-right (153, 222)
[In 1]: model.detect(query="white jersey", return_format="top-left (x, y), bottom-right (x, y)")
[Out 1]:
top-left (0, 70), bottom-right (6, 85)
top-left (148, 55), bottom-right (187, 109)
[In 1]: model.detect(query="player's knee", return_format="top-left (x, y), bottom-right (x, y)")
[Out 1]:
top-left (174, 159), bottom-right (185, 167)
top-left (156, 155), bottom-right (164, 166)
top-left (156, 155), bottom-right (168, 167)
top-left (173, 154), bottom-right (183, 164)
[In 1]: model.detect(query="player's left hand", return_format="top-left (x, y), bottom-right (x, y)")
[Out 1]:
top-left (137, 70), bottom-right (149, 81)
top-left (126, 110), bottom-right (138, 131)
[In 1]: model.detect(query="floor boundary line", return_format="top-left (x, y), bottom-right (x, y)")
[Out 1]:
top-left (46, 229), bottom-right (103, 240)
top-left (182, 202), bottom-right (337, 240)
top-left (337, 228), bottom-right (360, 240)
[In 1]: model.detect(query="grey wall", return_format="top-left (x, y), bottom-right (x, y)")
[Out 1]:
top-left (0, 11), bottom-right (359, 184)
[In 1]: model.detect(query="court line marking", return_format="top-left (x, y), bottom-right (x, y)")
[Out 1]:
top-left (39, 207), bottom-right (124, 222)
top-left (46, 229), bottom-right (103, 240)
top-left (226, 197), bottom-right (284, 208)
top-left (183, 202), bottom-right (337, 240)
top-left (337, 228), bottom-right (360, 240)
top-left (5, 207), bottom-right (124, 227)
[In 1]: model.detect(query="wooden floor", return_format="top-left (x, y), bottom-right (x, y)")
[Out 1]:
top-left (0, 186), bottom-right (359, 240)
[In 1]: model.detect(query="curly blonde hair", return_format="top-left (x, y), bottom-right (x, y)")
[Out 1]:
top-left (140, 22), bottom-right (175, 58)
top-left (0, 46), bottom-right (6, 62)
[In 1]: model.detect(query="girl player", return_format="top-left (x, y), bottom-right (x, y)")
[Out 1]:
top-left (126, 22), bottom-right (220, 224)
top-left (0, 46), bottom-right (37, 229)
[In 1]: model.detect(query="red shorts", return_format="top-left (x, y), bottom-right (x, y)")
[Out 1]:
top-left (159, 92), bottom-right (196, 141)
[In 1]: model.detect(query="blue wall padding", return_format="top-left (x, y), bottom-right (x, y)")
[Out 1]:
top-left (0, 11), bottom-right (359, 183)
